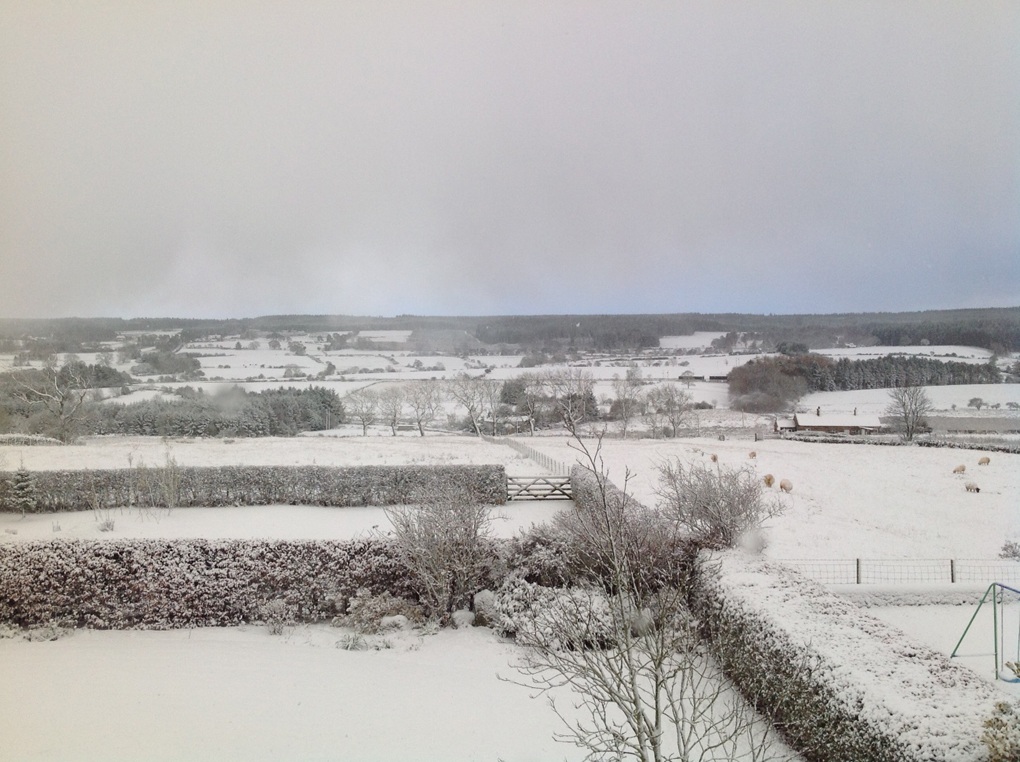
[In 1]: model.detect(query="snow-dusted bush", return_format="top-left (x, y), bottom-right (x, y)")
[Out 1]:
top-left (494, 575), bottom-right (614, 650)
top-left (260, 599), bottom-right (291, 635)
top-left (982, 700), bottom-right (1020, 762)
top-left (335, 588), bottom-right (424, 633)
top-left (692, 550), bottom-right (1005, 762)
top-left (655, 459), bottom-right (783, 549)
top-left (0, 539), bottom-right (414, 629)
top-left (0, 464), bottom-right (507, 513)
top-left (385, 482), bottom-right (499, 620)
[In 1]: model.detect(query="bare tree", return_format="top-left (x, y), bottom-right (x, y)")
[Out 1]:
top-left (547, 368), bottom-right (596, 434)
top-left (517, 372), bottom-right (548, 435)
top-left (377, 386), bottom-right (406, 436)
top-left (611, 370), bottom-right (644, 439)
top-left (885, 384), bottom-right (933, 441)
top-left (479, 378), bottom-right (504, 435)
top-left (8, 363), bottom-right (93, 442)
top-left (406, 380), bottom-right (443, 436)
top-left (345, 388), bottom-right (379, 435)
top-left (447, 372), bottom-right (486, 435)
top-left (384, 481), bottom-right (494, 620)
top-left (651, 383), bottom-right (691, 438)
top-left (506, 434), bottom-right (788, 762)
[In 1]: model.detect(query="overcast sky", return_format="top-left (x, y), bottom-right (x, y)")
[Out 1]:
top-left (1, 1), bottom-right (1017, 319)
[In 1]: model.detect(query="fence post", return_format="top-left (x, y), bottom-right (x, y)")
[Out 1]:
top-left (950, 559), bottom-right (955, 584)
top-left (856, 558), bottom-right (861, 585)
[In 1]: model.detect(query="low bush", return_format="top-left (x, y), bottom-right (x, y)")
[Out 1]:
top-left (691, 550), bottom-right (1004, 762)
top-left (0, 464), bottom-right (507, 513)
top-left (335, 588), bottom-right (425, 633)
top-left (0, 539), bottom-right (414, 629)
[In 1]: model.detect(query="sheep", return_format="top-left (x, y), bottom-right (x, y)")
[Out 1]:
top-left (748, 451), bottom-right (757, 459)
top-left (779, 479), bottom-right (793, 493)
top-left (953, 464), bottom-right (966, 474)
top-left (763, 474), bottom-right (775, 488)
top-left (965, 482), bottom-right (980, 493)
top-left (710, 454), bottom-right (718, 462)
top-left (978, 456), bottom-right (990, 466)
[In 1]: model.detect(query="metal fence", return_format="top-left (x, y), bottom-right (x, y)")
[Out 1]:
top-left (481, 435), bottom-right (570, 475)
top-left (777, 558), bottom-right (1020, 586)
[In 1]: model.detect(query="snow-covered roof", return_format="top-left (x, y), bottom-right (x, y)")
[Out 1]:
top-left (794, 412), bottom-right (883, 429)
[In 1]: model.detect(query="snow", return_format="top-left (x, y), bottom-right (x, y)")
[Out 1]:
top-left (0, 501), bottom-right (570, 543)
top-left (868, 601), bottom-right (1020, 696)
top-left (800, 383), bottom-right (1020, 416)
top-left (0, 434), bottom-right (544, 474)
top-left (0, 625), bottom-right (588, 762)
top-left (658, 331), bottom-right (729, 349)
top-left (812, 345), bottom-right (998, 364)
top-left (518, 435), bottom-right (1019, 559)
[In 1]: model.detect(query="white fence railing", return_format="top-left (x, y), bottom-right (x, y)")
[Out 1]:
top-left (481, 435), bottom-right (570, 475)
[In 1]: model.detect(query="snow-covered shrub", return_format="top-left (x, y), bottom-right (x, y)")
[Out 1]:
top-left (982, 700), bottom-right (1020, 762)
top-left (504, 522), bottom-right (575, 587)
top-left (1000, 541), bottom-right (1020, 561)
top-left (336, 588), bottom-right (424, 633)
top-left (385, 483), bottom-right (500, 620)
top-left (692, 550), bottom-right (1005, 762)
top-left (260, 599), bottom-right (291, 635)
top-left (9, 466), bottom-right (38, 515)
top-left (494, 575), bottom-right (614, 649)
top-left (0, 539), bottom-right (414, 629)
top-left (656, 460), bottom-right (783, 549)
top-left (0, 464), bottom-right (507, 513)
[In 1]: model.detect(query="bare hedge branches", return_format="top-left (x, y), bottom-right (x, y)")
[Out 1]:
top-left (655, 461), bottom-right (784, 549)
top-left (384, 481), bottom-right (495, 620)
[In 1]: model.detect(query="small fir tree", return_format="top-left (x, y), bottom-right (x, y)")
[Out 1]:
top-left (11, 465), bottom-right (38, 515)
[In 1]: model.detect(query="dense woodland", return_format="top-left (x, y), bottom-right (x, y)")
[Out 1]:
top-left (1, 307), bottom-right (1018, 354)
top-left (728, 354), bottom-right (1003, 412)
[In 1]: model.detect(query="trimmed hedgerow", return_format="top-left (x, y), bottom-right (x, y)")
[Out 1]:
top-left (0, 539), bottom-right (415, 629)
top-left (691, 550), bottom-right (1003, 762)
top-left (0, 464), bottom-right (507, 513)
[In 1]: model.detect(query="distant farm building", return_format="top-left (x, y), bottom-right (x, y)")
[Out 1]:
top-left (776, 409), bottom-right (883, 435)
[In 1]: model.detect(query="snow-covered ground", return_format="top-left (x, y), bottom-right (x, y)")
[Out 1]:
top-left (800, 383), bottom-right (1020, 417)
top-left (0, 434), bottom-right (543, 474)
top-left (0, 501), bottom-right (569, 543)
top-left (658, 331), bottom-right (728, 350)
top-left (869, 602), bottom-right (1020, 696)
top-left (520, 435), bottom-right (1019, 559)
top-left (0, 626), bottom-right (590, 762)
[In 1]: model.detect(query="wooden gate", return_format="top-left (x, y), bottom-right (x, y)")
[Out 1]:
top-left (507, 476), bottom-right (572, 501)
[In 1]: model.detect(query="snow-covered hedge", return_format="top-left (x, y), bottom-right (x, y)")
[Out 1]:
top-left (0, 434), bottom-right (65, 446)
top-left (692, 550), bottom-right (1004, 762)
top-left (0, 539), bottom-right (415, 629)
top-left (915, 440), bottom-right (1020, 455)
top-left (570, 463), bottom-right (646, 513)
top-left (0, 464), bottom-right (507, 513)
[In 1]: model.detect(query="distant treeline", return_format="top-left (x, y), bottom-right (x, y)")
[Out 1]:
top-left (728, 354), bottom-right (1002, 412)
top-left (1, 307), bottom-right (1018, 352)
top-left (86, 386), bottom-right (345, 438)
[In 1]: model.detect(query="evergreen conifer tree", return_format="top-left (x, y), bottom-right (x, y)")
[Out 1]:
top-left (11, 465), bottom-right (38, 515)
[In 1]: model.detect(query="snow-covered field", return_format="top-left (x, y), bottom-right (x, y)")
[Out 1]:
top-left (520, 435), bottom-right (1019, 559)
top-left (801, 383), bottom-right (1020, 417)
top-left (0, 434), bottom-right (543, 474)
top-left (0, 626), bottom-right (591, 762)
top-left (2, 430), bottom-right (1018, 760)
top-left (0, 501), bottom-right (568, 543)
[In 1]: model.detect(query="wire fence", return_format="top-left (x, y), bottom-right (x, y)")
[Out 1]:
top-left (481, 435), bottom-right (570, 476)
top-left (777, 558), bottom-right (1020, 586)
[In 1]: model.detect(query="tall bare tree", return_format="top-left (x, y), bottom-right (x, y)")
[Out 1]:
top-left (447, 372), bottom-right (486, 435)
top-left (885, 384), bottom-right (933, 441)
top-left (547, 368), bottom-right (596, 434)
top-left (345, 388), bottom-right (378, 435)
top-left (406, 380), bottom-right (443, 436)
top-left (651, 383), bottom-right (692, 438)
top-left (8, 363), bottom-right (93, 442)
top-left (377, 386), bottom-right (406, 436)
